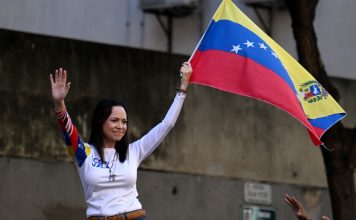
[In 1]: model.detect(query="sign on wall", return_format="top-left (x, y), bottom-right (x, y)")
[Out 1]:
top-left (241, 206), bottom-right (276, 220)
top-left (244, 182), bottom-right (272, 205)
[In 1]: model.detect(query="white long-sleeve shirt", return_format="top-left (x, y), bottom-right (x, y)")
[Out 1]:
top-left (56, 93), bottom-right (185, 217)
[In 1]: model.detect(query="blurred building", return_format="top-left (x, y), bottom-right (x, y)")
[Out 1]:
top-left (0, 0), bottom-right (355, 219)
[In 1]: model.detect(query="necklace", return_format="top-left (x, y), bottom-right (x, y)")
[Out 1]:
top-left (108, 154), bottom-right (117, 181)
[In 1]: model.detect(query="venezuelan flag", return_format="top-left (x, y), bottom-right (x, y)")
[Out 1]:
top-left (190, 0), bottom-right (346, 145)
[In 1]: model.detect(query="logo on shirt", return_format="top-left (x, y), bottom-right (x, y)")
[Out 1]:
top-left (92, 157), bottom-right (110, 168)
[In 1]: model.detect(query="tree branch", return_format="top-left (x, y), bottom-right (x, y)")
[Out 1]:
top-left (284, 0), bottom-right (340, 101)
top-left (284, 1), bottom-right (356, 218)
top-left (349, 127), bottom-right (356, 166)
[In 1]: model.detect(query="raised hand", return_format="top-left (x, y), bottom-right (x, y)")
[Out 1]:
top-left (49, 68), bottom-right (71, 111)
top-left (284, 194), bottom-right (310, 220)
top-left (49, 68), bottom-right (71, 102)
top-left (179, 62), bottom-right (192, 91)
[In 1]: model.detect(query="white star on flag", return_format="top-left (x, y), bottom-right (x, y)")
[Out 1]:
top-left (244, 40), bottom-right (254, 48)
top-left (231, 45), bottom-right (242, 54)
top-left (271, 51), bottom-right (278, 58)
top-left (258, 43), bottom-right (268, 50)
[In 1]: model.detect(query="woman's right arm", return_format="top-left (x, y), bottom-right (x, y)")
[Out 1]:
top-left (50, 68), bottom-right (90, 167)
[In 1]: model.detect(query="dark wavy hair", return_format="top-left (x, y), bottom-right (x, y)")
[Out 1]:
top-left (89, 100), bottom-right (129, 163)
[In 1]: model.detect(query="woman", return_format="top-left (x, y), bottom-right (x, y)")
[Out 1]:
top-left (50, 62), bottom-right (192, 220)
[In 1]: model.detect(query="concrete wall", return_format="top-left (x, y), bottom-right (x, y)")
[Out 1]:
top-left (0, 0), bottom-right (355, 80)
top-left (0, 28), bottom-right (355, 219)
top-left (0, 157), bottom-right (332, 220)
top-left (0, 0), bottom-right (203, 54)
top-left (0, 0), bottom-right (261, 56)
top-left (0, 27), bottom-right (338, 186)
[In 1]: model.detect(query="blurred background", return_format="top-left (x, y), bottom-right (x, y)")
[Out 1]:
top-left (0, 0), bottom-right (355, 219)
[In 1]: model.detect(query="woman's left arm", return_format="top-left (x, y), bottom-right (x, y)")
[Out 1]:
top-left (131, 62), bottom-right (192, 163)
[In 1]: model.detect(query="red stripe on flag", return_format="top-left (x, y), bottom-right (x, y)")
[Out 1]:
top-left (308, 127), bottom-right (324, 145)
top-left (190, 50), bottom-right (320, 140)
